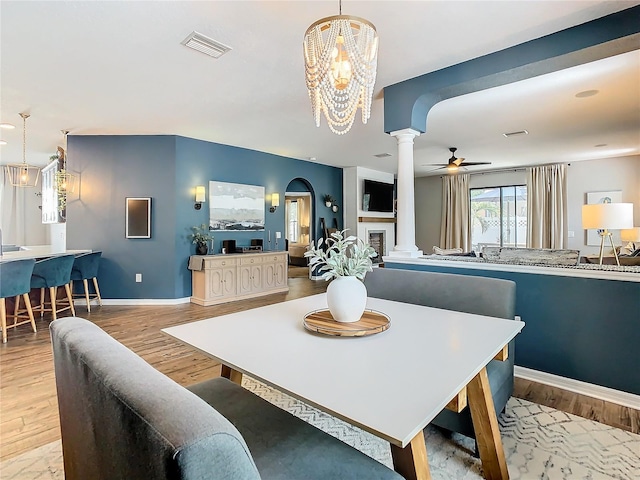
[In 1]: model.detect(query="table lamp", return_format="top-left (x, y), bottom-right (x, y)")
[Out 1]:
top-left (582, 202), bottom-right (633, 265)
top-left (620, 227), bottom-right (640, 251)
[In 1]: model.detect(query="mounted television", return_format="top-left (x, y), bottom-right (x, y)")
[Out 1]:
top-left (362, 179), bottom-right (394, 213)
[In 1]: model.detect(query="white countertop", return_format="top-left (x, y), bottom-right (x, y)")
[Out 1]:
top-left (0, 245), bottom-right (90, 263)
top-left (383, 255), bottom-right (640, 282)
top-left (163, 293), bottom-right (523, 447)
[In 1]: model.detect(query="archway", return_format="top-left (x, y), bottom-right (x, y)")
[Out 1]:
top-left (284, 177), bottom-right (315, 270)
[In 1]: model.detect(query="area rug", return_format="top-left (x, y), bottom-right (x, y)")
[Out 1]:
top-left (2, 377), bottom-right (638, 479)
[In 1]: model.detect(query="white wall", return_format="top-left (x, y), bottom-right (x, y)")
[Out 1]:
top-left (567, 155), bottom-right (639, 255)
top-left (415, 155), bottom-right (640, 256)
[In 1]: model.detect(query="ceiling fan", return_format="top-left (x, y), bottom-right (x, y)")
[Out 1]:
top-left (426, 148), bottom-right (492, 172)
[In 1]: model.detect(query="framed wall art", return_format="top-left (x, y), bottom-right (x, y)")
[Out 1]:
top-left (585, 190), bottom-right (621, 246)
top-left (125, 197), bottom-right (152, 238)
top-left (209, 181), bottom-right (265, 231)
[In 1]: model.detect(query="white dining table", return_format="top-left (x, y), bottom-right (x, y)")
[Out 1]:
top-left (163, 293), bottom-right (524, 480)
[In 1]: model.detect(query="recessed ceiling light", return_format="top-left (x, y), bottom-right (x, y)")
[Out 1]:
top-left (594, 143), bottom-right (607, 147)
top-left (575, 89), bottom-right (599, 98)
top-left (308, 157), bottom-right (317, 161)
top-left (502, 130), bottom-right (529, 138)
top-left (0, 140), bottom-right (6, 145)
top-left (373, 153), bottom-right (392, 158)
top-left (0, 123), bottom-right (15, 129)
top-left (181, 31), bottom-right (232, 58)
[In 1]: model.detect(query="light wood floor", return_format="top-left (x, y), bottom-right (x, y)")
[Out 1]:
top-left (1, 276), bottom-right (638, 462)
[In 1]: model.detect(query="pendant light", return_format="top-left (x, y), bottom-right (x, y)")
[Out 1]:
top-left (56, 130), bottom-right (77, 195)
top-left (5, 113), bottom-right (41, 187)
top-left (304, 0), bottom-right (378, 135)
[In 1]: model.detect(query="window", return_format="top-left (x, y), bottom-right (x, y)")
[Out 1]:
top-left (470, 185), bottom-right (527, 250)
top-left (287, 200), bottom-right (299, 243)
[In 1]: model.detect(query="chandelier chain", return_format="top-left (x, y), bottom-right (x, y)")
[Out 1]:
top-left (20, 112), bottom-right (29, 165)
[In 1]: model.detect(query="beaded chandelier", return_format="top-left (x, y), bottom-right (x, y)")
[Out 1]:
top-left (303, 1), bottom-right (378, 135)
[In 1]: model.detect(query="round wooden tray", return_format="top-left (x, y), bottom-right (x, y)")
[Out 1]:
top-left (303, 309), bottom-right (390, 337)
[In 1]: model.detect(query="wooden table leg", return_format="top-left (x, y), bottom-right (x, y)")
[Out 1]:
top-left (390, 430), bottom-right (431, 480)
top-left (468, 366), bottom-right (509, 480)
top-left (220, 364), bottom-right (243, 385)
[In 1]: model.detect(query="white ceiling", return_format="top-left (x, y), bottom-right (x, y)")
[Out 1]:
top-left (1, 1), bottom-right (639, 177)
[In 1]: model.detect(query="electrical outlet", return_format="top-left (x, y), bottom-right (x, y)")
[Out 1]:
top-left (568, 230), bottom-right (575, 238)
top-left (135, 273), bottom-right (142, 283)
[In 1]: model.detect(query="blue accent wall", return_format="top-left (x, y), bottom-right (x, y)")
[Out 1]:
top-left (384, 262), bottom-right (640, 395)
top-left (67, 135), bottom-right (342, 299)
top-left (383, 6), bottom-right (640, 133)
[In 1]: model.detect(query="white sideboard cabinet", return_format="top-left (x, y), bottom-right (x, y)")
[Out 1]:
top-left (191, 252), bottom-right (288, 306)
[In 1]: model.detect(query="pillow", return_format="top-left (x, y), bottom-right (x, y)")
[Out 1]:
top-left (433, 246), bottom-right (463, 255)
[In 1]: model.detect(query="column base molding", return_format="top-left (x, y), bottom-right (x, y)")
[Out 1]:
top-left (388, 249), bottom-right (424, 258)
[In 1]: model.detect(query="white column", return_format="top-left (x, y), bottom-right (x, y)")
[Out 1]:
top-left (388, 128), bottom-right (423, 257)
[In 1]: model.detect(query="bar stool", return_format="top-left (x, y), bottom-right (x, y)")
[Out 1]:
top-left (30, 254), bottom-right (76, 321)
top-left (70, 251), bottom-right (103, 312)
top-left (0, 259), bottom-right (37, 343)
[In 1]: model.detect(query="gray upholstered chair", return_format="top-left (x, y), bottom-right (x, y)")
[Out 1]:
top-left (50, 317), bottom-right (402, 480)
top-left (364, 267), bottom-right (517, 440)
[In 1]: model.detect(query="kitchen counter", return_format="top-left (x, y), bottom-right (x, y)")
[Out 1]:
top-left (0, 245), bottom-right (90, 263)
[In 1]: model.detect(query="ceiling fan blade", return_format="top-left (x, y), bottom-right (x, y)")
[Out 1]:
top-left (460, 161), bottom-right (492, 166)
top-left (423, 163), bottom-right (450, 167)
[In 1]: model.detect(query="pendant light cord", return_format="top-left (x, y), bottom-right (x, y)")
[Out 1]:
top-left (21, 113), bottom-right (28, 165)
top-left (339, 0), bottom-right (342, 15)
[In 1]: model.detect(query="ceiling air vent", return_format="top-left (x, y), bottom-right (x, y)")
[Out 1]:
top-left (373, 153), bottom-right (392, 158)
top-left (502, 130), bottom-right (529, 138)
top-left (181, 31), bottom-right (232, 59)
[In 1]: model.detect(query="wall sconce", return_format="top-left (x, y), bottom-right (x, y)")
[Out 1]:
top-left (269, 193), bottom-right (280, 213)
top-left (194, 185), bottom-right (206, 210)
top-left (332, 204), bottom-right (339, 213)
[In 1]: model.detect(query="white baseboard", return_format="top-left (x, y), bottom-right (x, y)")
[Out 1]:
top-left (515, 366), bottom-right (640, 409)
top-left (74, 298), bottom-right (191, 306)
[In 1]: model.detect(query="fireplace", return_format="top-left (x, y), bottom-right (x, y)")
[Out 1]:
top-left (368, 230), bottom-right (385, 264)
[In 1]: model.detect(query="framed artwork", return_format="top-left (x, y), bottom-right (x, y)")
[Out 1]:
top-left (126, 197), bottom-right (152, 238)
top-left (585, 190), bottom-right (621, 246)
top-left (209, 181), bottom-right (265, 231)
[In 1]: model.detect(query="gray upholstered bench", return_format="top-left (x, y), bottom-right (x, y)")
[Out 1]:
top-left (364, 267), bottom-right (517, 440)
top-left (51, 317), bottom-right (401, 480)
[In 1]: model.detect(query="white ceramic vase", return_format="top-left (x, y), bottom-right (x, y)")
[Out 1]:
top-left (326, 276), bottom-right (367, 323)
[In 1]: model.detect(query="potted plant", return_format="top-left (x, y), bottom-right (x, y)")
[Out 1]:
top-left (189, 223), bottom-right (214, 255)
top-left (304, 229), bottom-right (377, 322)
top-left (323, 194), bottom-right (335, 208)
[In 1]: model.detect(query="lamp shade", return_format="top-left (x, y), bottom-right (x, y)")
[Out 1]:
top-left (271, 193), bottom-right (280, 207)
top-left (621, 227), bottom-right (640, 242)
top-left (582, 203), bottom-right (633, 230)
top-left (195, 185), bottom-right (206, 203)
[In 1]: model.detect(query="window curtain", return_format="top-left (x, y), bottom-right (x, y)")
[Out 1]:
top-left (0, 169), bottom-right (28, 245)
top-left (526, 163), bottom-right (567, 249)
top-left (440, 173), bottom-right (471, 251)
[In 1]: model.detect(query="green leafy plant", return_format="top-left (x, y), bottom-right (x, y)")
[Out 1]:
top-left (304, 229), bottom-right (377, 281)
top-left (323, 194), bottom-right (336, 205)
top-left (189, 224), bottom-right (214, 245)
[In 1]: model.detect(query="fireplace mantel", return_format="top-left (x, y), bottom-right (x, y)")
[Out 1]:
top-left (358, 217), bottom-right (396, 223)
